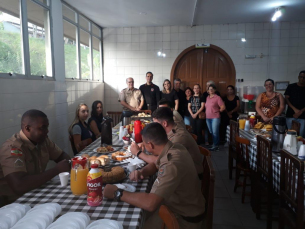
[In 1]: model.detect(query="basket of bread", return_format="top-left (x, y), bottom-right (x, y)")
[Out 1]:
top-left (254, 122), bottom-right (272, 131)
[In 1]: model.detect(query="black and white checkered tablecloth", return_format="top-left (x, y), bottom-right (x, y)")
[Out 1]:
top-left (14, 133), bottom-right (151, 229)
top-left (226, 126), bottom-right (282, 193)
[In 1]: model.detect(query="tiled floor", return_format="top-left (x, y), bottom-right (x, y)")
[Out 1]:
top-left (211, 145), bottom-right (279, 229)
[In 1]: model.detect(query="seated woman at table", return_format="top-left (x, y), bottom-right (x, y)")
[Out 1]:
top-left (88, 100), bottom-right (104, 140)
top-left (161, 79), bottom-right (179, 111)
top-left (0, 109), bottom-right (70, 206)
top-left (69, 103), bottom-right (93, 154)
top-left (256, 79), bottom-right (285, 123)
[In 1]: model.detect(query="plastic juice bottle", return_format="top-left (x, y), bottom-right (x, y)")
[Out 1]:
top-left (87, 164), bottom-right (103, 206)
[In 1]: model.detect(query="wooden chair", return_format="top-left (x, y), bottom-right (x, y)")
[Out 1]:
top-left (198, 145), bottom-right (211, 156)
top-left (279, 149), bottom-right (305, 229)
top-left (255, 135), bottom-right (274, 229)
top-left (291, 120), bottom-right (301, 136)
top-left (201, 155), bottom-right (215, 229)
top-left (234, 136), bottom-right (251, 203)
top-left (191, 133), bottom-right (198, 142)
top-left (106, 111), bottom-right (122, 127)
top-left (229, 120), bottom-right (239, 179)
top-left (185, 125), bottom-right (192, 133)
top-left (159, 205), bottom-right (180, 229)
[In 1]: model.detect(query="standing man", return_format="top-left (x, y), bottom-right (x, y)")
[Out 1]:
top-left (174, 78), bottom-right (186, 118)
top-left (103, 123), bottom-right (205, 229)
top-left (284, 70), bottom-right (305, 137)
top-left (139, 72), bottom-right (160, 113)
top-left (0, 110), bottom-right (71, 206)
top-left (118, 77), bottom-right (144, 119)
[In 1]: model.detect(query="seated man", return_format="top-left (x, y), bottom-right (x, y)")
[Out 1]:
top-left (0, 110), bottom-right (71, 206)
top-left (104, 123), bottom-right (205, 229)
top-left (131, 107), bottom-right (203, 178)
top-left (158, 98), bottom-right (185, 128)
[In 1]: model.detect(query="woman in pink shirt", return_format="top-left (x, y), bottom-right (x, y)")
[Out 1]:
top-left (204, 84), bottom-right (225, 151)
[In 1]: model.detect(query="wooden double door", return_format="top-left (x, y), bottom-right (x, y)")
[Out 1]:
top-left (170, 45), bottom-right (236, 97)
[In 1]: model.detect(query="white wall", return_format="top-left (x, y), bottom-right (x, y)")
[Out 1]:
top-left (0, 0), bottom-right (104, 157)
top-left (103, 21), bottom-right (305, 112)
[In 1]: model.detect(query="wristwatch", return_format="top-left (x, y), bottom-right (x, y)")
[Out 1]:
top-left (137, 150), bottom-right (142, 158)
top-left (114, 188), bottom-right (124, 201)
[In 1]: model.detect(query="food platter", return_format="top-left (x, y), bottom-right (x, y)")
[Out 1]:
top-left (93, 145), bottom-right (119, 153)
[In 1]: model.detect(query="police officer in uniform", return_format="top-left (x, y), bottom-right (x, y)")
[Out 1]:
top-left (118, 77), bottom-right (144, 119)
top-left (131, 107), bottom-right (203, 177)
top-left (158, 98), bottom-right (185, 128)
top-left (103, 123), bottom-right (205, 229)
top-left (0, 110), bottom-right (71, 206)
top-left (139, 72), bottom-right (161, 113)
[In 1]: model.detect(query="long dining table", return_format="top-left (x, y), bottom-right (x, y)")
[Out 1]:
top-left (14, 129), bottom-right (151, 229)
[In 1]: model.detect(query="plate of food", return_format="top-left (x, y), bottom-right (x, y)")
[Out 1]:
top-left (93, 145), bottom-right (116, 153)
top-left (111, 151), bottom-right (133, 162)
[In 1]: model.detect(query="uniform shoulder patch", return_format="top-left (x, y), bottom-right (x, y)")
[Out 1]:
top-left (158, 166), bottom-right (166, 177)
top-left (11, 148), bottom-right (23, 156)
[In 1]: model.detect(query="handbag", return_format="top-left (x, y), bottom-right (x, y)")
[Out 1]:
top-left (194, 96), bottom-right (205, 119)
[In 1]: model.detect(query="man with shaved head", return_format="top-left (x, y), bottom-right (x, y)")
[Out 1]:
top-left (118, 77), bottom-right (144, 119)
top-left (0, 109), bottom-right (70, 206)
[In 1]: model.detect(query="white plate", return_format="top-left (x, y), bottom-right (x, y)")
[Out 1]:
top-left (27, 204), bottom-right (58, 217)
top-left (24, 209), bottom-right (54, 223)
top-left (0, 220), bottom-right (9, 229)
top-left (19, 214), bottom-right (52, 226)
top-left (47, 220), bottom-right (81, 229)
top-left (14, 217), bottom-right (47, 229)
top-left (0, 216), bottom-right (11, 229)
top-left (11, 222), bottom-right (40, 229)
top-left (114, 183), bottom-right (136, 192)
top-left (0, 209), bottom-right (18, 227)
top-left (87, 219), bottom-right (123, 229)
top-left (93, 146), bottom-right (118, 153)
top-left (1, 203), bottom-right (30, 215)
top-left (0, 208), bottom-right (23, 220)
top-left (56, 212), bottom-right (90, 228)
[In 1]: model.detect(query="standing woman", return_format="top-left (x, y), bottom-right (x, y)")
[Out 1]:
top-left (188, 84), bottom-right (204, 144)
top-left (205, 84), bottom-right (226, 151)
top-left (256, 79), bottom-right (285, 123)
top-left (184, 87), bottom-right (193, 125)
top-left (68, 103), bottom-right (93, 154)
top-left (223, 85), bottom-right (240, 122)
top-left (88, 100), bottom-right (104, 140)
top-left (161, 79), bottom-right (179, 111)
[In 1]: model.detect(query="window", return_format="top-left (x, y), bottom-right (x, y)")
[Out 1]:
top-left (62, 3), bottom-right (103, 81)
top-left (63, 20), bottom-right (77, 79)
top-left (0, 0), bottom-right (23, 74)
top-left (92, 36), bottom-right (101, 80)
top-left (27, 0), bottom-right (52, 76)
top-left (80, 29), bottom-right (90, 79)
top-left (0, 0), bottom-right (53, 78)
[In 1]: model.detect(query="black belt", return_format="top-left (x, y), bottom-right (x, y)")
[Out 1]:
top-left (181, 212), bottom-right (205, 223)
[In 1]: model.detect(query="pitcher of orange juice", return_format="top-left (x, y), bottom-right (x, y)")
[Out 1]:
top-left (71, 157), bottom-right (89, 195)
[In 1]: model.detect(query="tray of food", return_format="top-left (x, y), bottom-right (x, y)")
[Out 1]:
top-left (93, 145), bottom-right (118, 153)
top-left (250, 128), bottom-right (271, 139)
top-left (253, 122), bottom-right (272, 131)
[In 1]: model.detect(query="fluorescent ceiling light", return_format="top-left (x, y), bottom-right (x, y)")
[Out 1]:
top-left (241, 38), bottom-right (246, 42)
top-left (271, 7), bottom-right (283, 22)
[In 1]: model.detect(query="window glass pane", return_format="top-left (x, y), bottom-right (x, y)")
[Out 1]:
top-left (63, 20), bottom-right (78, 79)
top-left (0, 0), bottom-right (23, 74)
top-left (80, 29), bottom-right (90, 79)
top-left (79, 15), bottom-right (89, 31)
top-left (62, 4), bottom-right (76, 23)
top-left (92, 24), bottom-right (101, 38)
top-left (92, 36), bottom-right (101, 80)
top-left (27, 0), bottom-right (51, 76)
